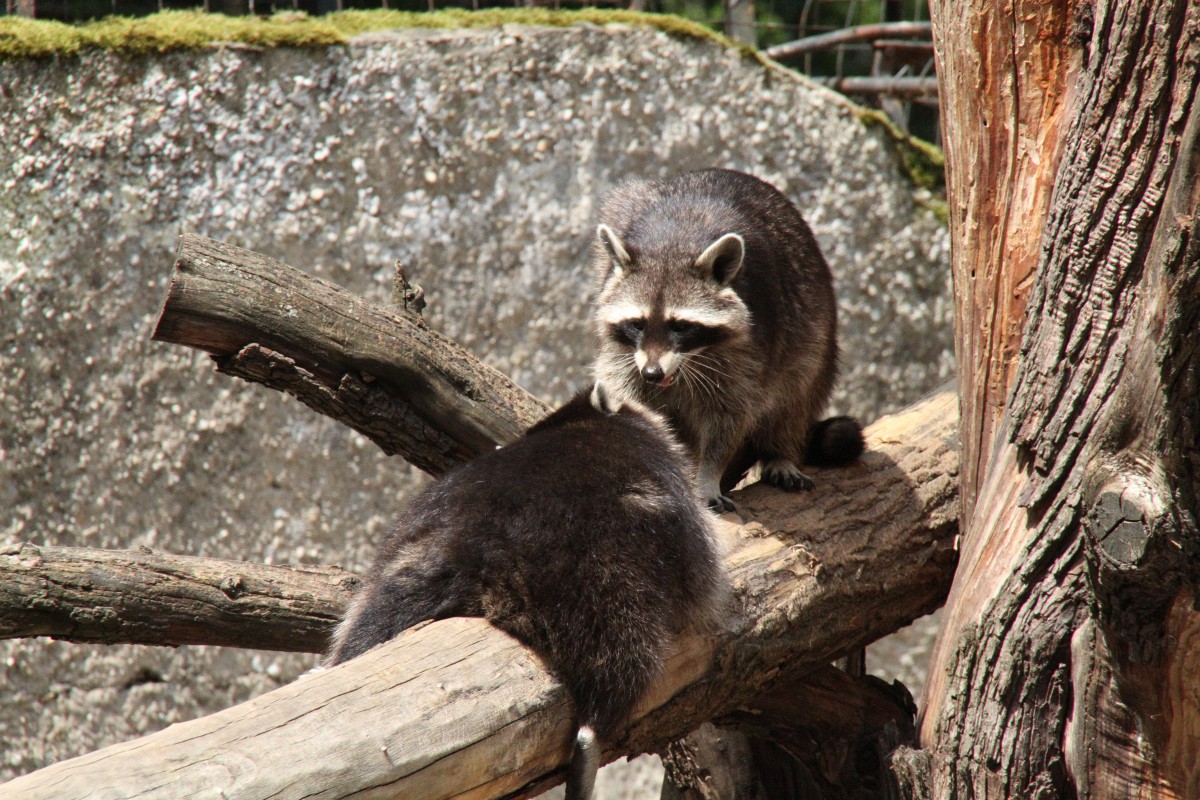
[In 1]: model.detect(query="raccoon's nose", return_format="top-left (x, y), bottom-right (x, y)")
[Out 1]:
top-left (641, 365), bottom-right (665, 383)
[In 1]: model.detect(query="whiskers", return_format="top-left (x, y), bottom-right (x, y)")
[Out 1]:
top-left (675, 351), bottom-right (726, 406)
top-left (595, 351), bottom-right (642, 397)
top-left (596, 348), bottom-right (729, 410)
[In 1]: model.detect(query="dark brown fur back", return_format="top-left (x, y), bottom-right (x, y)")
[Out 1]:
top-left (326, 390), bottom-right (723, 737)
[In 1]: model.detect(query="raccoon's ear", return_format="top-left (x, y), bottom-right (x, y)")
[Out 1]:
top-left (694, 233), bottom-right (745, 286)
top-left (596, 224), bottom-right (633, 274)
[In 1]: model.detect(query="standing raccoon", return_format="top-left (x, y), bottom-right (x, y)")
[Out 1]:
top-left (326, 384), bottom-right (724, 800)
top-left (592, 168), bottom-right (864, 511)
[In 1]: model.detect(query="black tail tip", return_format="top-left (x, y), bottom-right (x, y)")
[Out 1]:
top-left (805, 416), bottom-right (865, 467)
top-left (565, 725), bottom-right (599, 800)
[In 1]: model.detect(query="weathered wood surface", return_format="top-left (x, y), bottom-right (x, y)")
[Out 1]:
top-left (0, 542), bottom-right (358, 652)
top-left (916, 1), bottom-right (1200, 798)
top-left (152, 233), bottom-right (550, 475)
top-left (2, 389), bottom-right (959, 800)
top-left (930, 0), bottom-right (1077, 518)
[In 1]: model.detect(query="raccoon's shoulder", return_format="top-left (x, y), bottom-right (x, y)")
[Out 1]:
top-left (523, 388), bottom-right (686, 474)
top-left (526, 386), bottom-right (682, 464)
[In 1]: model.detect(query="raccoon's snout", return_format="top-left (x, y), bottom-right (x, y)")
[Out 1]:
top-left (640, 364), bottom-right (675, 388)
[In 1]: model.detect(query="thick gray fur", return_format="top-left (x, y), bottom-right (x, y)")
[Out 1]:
top-left (592, 168), bottom-right (863, 511)
top-left (325, 386), bottom-right (725, 800)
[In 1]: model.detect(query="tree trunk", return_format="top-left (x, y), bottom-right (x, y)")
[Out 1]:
top-left (916, 1), bottom-right (1200, 797)
top-left (724, 0), bottom-right (756, 48)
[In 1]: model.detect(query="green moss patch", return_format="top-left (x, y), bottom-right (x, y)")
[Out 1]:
top-left (0, 7), bottom-right (733, 59)
top-left (856, 107), bottom-right (946, 200)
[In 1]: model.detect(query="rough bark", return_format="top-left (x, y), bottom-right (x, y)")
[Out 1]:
top-left (0, 542), bottom-right (357, 652)
top-left (918, 1), bottom-right (1200, 798)
top-left (929, 0), bottom-right (1078, 517)
top-left (2, 390), bottom-right (959, 799)
top-left (152, 234), bottom-right (549, 476)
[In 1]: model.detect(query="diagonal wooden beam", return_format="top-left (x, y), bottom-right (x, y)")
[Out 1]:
top-left (152, 233), bottom-right (549, 475)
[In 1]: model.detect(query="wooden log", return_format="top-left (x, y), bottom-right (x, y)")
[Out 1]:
top-left (0, 542), bottom-right (358, 653)
top-left (152, 233), bottom-right (550, 476)
top-left (0, 387), bottom-right (959, 649)
top-left (1, 389), bottom-right (960, 800)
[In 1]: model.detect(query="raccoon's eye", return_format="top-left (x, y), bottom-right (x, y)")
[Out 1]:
top-left (667, 320), bottom-right (696, 335)
top-left (669, 321), bottom-right (728, 351)
top-left (610, 320), bottom-right (645, 347)
top-left (620, 319), bottom-right (646, 338)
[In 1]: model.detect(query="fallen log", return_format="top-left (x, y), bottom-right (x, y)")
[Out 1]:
top-left (1, 389), bottom-right (959, 799)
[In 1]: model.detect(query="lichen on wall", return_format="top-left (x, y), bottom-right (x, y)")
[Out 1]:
top-left (0, 20), bottom-right (952, 790)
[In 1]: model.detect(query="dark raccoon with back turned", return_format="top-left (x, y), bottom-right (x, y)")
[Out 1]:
top-left (326, 384), bottom-right (724, 800)
top-left (592, 168), bottom-right (864, 511)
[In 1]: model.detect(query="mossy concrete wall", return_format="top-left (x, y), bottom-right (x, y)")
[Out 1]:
top-left (0, 21), bottom-right (951, 790)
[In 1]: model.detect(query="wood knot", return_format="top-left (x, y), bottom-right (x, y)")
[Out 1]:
top-left (220, 575), bottom-right (245, 598)
top-left (1082, 470), bottom-right (1191, 663)
top-left (1090, 489), bottom-right (1151, 568)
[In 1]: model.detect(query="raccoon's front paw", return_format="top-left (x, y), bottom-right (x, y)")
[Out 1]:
top-left (762, 459), bottom-right (815, 491)
top-left (706, 493), bottom-right (737, 513)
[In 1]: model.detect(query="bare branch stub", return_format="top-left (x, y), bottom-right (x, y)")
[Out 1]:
top-left (152, 234), bottom-right (550, 476)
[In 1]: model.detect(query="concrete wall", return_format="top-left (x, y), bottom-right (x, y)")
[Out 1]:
top-left (0, 23), bottom-right (952, 788)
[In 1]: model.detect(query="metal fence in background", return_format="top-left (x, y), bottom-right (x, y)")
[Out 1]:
top-left (4, 0), bottom-right (939, 144)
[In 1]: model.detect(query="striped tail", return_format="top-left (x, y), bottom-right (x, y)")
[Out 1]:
top-left (565, 725), bottom-right (599, 800)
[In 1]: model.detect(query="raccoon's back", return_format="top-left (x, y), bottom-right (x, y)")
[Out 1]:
top-left (420, 398), bottom-right (723, 732)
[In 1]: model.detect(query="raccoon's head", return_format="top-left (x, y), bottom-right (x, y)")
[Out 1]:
top-left (592, 224), bottom-right (752, 391)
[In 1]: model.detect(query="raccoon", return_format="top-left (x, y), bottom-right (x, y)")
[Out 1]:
top-left (326, 383), bottom-right (725, 800)
top-left (592, 168), bottom-right (864, 511)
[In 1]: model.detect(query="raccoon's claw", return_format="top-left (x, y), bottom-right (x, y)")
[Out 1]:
top-left (762, 459), bottom-right (816, 492)
top-left (706, 494), bottom-right (737, 513)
